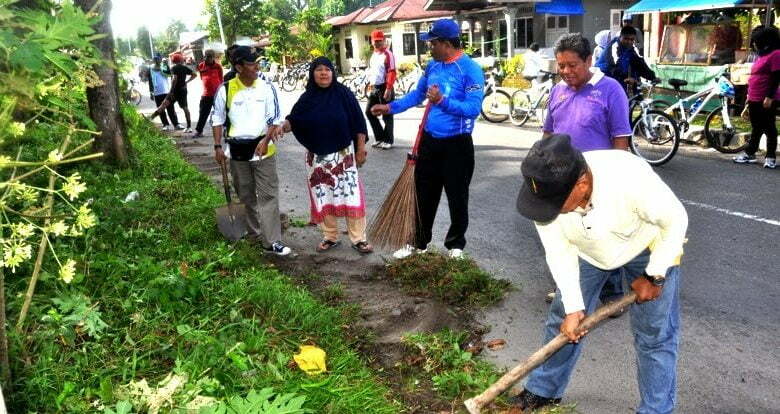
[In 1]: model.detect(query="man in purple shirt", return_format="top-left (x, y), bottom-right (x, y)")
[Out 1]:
top-left (538, 34), bottom-right (632, 313)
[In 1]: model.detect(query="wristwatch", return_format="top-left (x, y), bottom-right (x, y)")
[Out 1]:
top-left (643, 272), bottom-right (665, 287)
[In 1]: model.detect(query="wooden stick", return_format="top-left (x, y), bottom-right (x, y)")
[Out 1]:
top-left (464, 293), bottom-right (637, 414)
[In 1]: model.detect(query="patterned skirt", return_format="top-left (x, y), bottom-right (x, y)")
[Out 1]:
top-left (307, 146), bottom-right (366, 223)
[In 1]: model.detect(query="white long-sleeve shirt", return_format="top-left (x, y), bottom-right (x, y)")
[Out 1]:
top-left (534, 150), bottom-right (688, 314)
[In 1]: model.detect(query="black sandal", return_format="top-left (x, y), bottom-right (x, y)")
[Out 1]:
top-left (352, 241), bottom-right (373, 254)
top-left (317, 239), bottom-right (340, 252)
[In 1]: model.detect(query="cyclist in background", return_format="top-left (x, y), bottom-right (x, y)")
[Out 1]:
top-left (596, 26), bottom-right (656, 97)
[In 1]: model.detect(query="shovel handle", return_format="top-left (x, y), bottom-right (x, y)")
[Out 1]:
top-left (219, 160), bottom-right (232, 204)
top-left (464, 293), bottom-right (638, 414)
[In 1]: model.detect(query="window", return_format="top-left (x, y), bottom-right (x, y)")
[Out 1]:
top-left (403, 33), bottom-right (416, 55)
top-left (514, 16), bottom-right (533, 48)
top-left (345, 38), bottom-right (353, 59)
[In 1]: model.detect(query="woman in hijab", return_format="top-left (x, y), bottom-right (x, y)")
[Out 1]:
top-left (733, 25), bottom-right (780, 169)
top-left (593, 30), bottom-right (612, 66)
top-left (280, 57), bottom-right (373, 253)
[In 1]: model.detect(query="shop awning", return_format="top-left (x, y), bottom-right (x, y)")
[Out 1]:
top-left (535, 0), bottom-right (585, 15)
top-left (626, 0), bottom-right (748, 13)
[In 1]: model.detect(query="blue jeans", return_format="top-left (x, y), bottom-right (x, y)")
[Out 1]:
top-left (525, 250), bottom-right (681, 414)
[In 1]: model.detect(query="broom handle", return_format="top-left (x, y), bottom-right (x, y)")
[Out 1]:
top-left (464, 293), bottom-right (638, 414)
top-left (410, 103), bottom-right (433, 157)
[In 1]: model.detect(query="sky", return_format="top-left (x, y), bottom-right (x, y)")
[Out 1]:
top-left (111, 0), bottom-right (209, 39)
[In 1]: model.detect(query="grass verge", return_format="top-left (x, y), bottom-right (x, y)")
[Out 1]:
top-left (386, 252), bottom-right (512, 307)
top-left (4, 107), bottom-right (398, 413)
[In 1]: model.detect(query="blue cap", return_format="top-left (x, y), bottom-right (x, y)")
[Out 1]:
top-left (419, 19), bottom-right (460, 41)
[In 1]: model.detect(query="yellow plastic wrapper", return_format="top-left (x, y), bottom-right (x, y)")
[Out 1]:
top-left (293, 345), bottom-right (327, 375)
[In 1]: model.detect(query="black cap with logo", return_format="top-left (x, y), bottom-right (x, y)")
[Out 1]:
top-left (231, 46), bottom-right (259, 65)
top-left (516, 134), bottom-right (587, 222)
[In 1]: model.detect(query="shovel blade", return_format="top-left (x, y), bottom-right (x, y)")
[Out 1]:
top-left (215, 202), bottom-right (248, 242)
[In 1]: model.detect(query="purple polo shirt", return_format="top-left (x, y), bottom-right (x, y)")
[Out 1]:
top-left (543, 69), bottom-right (631, 152)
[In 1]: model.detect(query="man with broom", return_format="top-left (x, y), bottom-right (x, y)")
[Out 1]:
top-left (370, 18), bottom-right (484, 259)
top-left (513, 134), bottom-right (687, 413)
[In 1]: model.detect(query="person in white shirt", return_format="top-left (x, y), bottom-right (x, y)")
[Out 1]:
top-left (365, 29), bottom-right (397, 149)
top-left (522, 43), bottom-right (545, 80)
top-left (510, 134), bottom-right (687, 414)
top-left (212, 46), bottom-right (291, 256)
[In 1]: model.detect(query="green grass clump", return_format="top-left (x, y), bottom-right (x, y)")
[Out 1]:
top-left (386, 253), bottom-right (511, 307)
top-left (4, 107), bottom-right (399, 413)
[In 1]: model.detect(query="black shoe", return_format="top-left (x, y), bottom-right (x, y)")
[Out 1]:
top-left (508, 389), bottom-right (561, 411)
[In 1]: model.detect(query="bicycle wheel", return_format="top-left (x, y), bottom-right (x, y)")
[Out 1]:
top-left (704, 105), bottom-right (751, 154)
top-left (130, 88), bottom-right (142, 106)
top-left (281, 75), bottom-right (297, 92)
top-left (630, 110), bottom-right (680, 166)
top-left (509, 90), bottom-right (532, 127)
top-left (631, 99), bottom-right (672, 125)
top-left (480, 89), bottom-right (511, 123)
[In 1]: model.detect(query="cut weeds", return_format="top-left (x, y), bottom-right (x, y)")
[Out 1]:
top-left (386, 252), bottom-right (512, 307)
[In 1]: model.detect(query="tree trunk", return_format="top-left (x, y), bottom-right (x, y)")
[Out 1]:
top-left (75, 0), bottom-right (131, 167)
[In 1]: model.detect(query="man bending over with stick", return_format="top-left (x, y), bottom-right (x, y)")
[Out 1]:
top-left (513, 135), bottom-right (687, 413)
top-left (371, 18), bottom-right (484, 259)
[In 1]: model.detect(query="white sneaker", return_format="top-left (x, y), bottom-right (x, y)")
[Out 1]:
top-left (379, 142), bottom-right (393, 149)
top-left (448, 248), bottom-right (464, 259)
top-left (733, 152), bottom-right (757, 164)
top-left (161, 125), bottom-right (172, 131)
top-left (174, 124), bottom-right (185, 131)
top-left (392, 244), bottom-right (426, 259)
top-left (764, 158), bottom-right (776, 169)
top-left (184, 127), bottom-right (193, 133)
top-left (267, 241), bottom-right (291, 256)
top-left (371, 141), bottom-right (382, 148)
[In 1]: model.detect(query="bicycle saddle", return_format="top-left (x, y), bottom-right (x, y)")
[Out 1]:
top-left (668, 79), bottom-right (688, 89)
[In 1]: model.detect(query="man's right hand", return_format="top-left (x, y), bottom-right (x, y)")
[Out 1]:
top-left (215, 147), bottom-right (227, 164)
top-left (560, 311), bottom-right (587, 343)
top-left (371, 104), bottom-right (390, 116)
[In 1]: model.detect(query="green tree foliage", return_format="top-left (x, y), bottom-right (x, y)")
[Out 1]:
top-left (263, 0), bottom-right (297, 21)
top-left (156, 19), bottom-right (187, 55)
top-left (321, 0), bottom-right (344, 17)
top-left (204, 0), bottom-right (266, 45)
top-left (136, 26), bottom-right (154, 58)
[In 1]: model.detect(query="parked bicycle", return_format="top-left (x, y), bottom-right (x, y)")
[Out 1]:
top-left (628, 78), bottom-right (671, 125)
top-left (481, 66), bottom-right (511, 123)
top-left (340, 68), bottom-right (371, 101)
top-left (280, 63), bottom-right (309, 92)
top-left (123, 77), bottom-right (142, 106)
top-left (663, 70), bottom-right (749, 153)
top-left (509, 70), bottom-right (556, 127)
top-left (630, 79), bottom-right (680, 166)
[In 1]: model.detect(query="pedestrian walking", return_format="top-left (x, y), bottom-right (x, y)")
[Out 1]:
top-left (597, 26), bottom-right (656, 97)
top-left (281, 57), bottom-right (373, 254)
top-left (366, 30), bottom-right (397, 149)
top-left (512, 134), bottom-right (688, 414)
top-left (192, 49), bottom-right (224, 138)
top-left (211, 46), bottom-right (291, 256)
top-left (147, 54), bottom-right (180, 131)
top-left (544, 33), bottom-right (634, 308)
top-left (168, 52), bottom-right (197, 133)
top-left (371, 18), bottom-right (485, 259)
top-left (733, 25), bottom-right (780, 169)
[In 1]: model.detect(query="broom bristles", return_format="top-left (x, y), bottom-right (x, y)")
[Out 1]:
top-left (368, 162), bottom-right (418, 250)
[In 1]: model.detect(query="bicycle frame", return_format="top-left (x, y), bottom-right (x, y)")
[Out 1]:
top-left (665, 74), bottom-right (735, 139)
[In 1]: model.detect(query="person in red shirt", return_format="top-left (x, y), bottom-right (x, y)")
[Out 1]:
top-left (192, 49), bottom-right (224, 138)
top-left (366, 30), bottom-right (397, 149)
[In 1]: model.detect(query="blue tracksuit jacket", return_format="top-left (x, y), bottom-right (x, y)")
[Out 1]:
top-left (389, 53), bottom-right (485, 138)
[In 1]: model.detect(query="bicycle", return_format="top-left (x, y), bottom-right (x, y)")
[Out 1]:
top-left (663, 69), bottom-right (749, 153)
top-left (280, 63), bottom-right (308, 92)
top-left (124, 77), bottom-right (142, 106)
top-left (628, 79), bottom-right (671, 125)
top-left (481, 66), bottom-right (511, 123)
top-left (630, 84), bottom-right (681, 166)
top-left (509, 70), bottom-right (556, 127)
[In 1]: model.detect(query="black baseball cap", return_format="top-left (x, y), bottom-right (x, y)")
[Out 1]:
top-left (232, 46), bottom-right (259, 65)
top-left (516, 134), bottom-right (587, 222)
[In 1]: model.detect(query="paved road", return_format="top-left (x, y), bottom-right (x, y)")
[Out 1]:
top-left (142, 81), bottom-right (779, 413)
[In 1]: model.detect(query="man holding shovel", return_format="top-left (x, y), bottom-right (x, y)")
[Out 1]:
top-left (211, 46), bottom-right (291, 256)
top-left (371, 18), bottom-right (484, 260)
top-left (513, 135), bottom-right (687, 413)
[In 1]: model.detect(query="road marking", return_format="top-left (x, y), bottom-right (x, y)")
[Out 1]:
top-left (681, 199), bottom-right (780, 227)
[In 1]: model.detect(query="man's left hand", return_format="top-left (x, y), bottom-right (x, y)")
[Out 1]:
top-left (255, 137), bottom-right (270, 157)
top-left (624, 77), bottom-right (638, 85)
top-left (631, 276), bottom-right (663, 303)
top-left (763, 97), bottom-right (773, 109)
top-left (560, 311), bottom-right (587, 343)
top-left (426, 85), bottom-right (443, 104)
top-left (383, 88), bottom-right (392, 102)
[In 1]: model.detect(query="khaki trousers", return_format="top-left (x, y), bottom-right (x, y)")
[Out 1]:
top-left (319, 215), bottom-right (366, 245)
top-left (230, 157), bottom-right (282, 248)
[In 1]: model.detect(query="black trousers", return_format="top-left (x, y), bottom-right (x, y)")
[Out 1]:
top-left (746, 101), bottom-right (778, 159)
top-left (365, 84), bottom-right (394, 144)
top-left (414, 132), bottom-right (474, 250)
top-left (196, 95), bottom-right (215, 134)
top-left (154, 94), bottom-right (178, 126)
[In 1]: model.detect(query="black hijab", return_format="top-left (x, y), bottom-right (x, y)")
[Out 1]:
top-left (286, 57), bottom-right (368, 155)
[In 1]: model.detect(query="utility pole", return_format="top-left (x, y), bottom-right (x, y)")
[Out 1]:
top-left (147, 29), bottom-right (155, 57)
top-left (214, 0), bottom-right (227, 46)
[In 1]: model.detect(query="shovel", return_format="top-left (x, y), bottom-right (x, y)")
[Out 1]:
top-left (464, 293), bottom-right (638, 414)
top-left (215, 161), bottom-right (248, 242)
